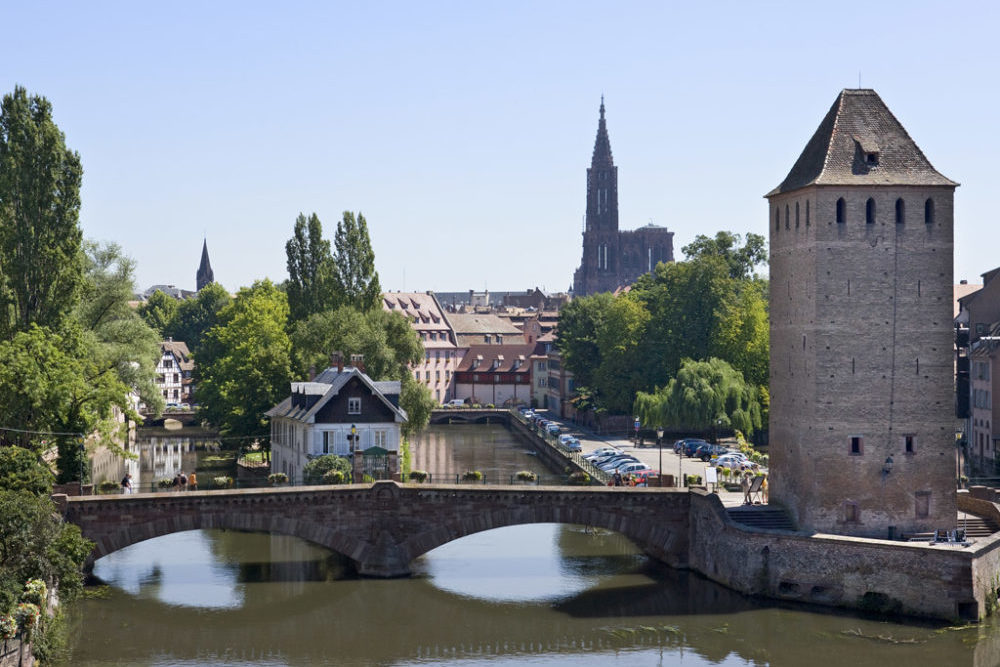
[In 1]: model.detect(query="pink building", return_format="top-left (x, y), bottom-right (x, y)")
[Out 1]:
top-left (383, 292), bottom-right (460, 404)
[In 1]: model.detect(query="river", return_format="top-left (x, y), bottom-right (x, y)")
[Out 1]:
top-left (62, 425), bottom-right (1000, 666)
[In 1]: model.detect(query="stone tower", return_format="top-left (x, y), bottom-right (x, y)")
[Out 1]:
top-left (572, 99), bottom-right (673, 296)
top-left (196, 239), bottom-right (214, 291)
top-left (767, 89), bottom-right (958, 538)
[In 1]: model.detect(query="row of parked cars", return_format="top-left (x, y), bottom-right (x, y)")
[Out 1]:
top-left (582, 446), bottom-right (657, 479)
top-left (519, 409), bottom-right (583, 451)
top-left (673, 438), bottom-right (752, 470)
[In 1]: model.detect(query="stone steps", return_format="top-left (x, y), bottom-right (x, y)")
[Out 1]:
top-left (726, 505), bottom-right (795, 531)
top-left (901, 513), bottom-right (999, 542)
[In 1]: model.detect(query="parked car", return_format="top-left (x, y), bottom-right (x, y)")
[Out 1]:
top-left (599, 456), bottom-right (641, 472)
top-left (612, 461), bottom-right (653, 476)
top-left (694, 443), bottom-right (730, 462)
top-left (559, 437), bottom-right (582, 452)
top-left (592, 453), bottom-right (636, 467)
top-left (680, 439), bottom-right (710, 457)
top-left (712, 453), bottom-right (750, 470)
top-left (584, 446), bottom-right (622, 460)
top-left (546, 423), bottom-right (561, 435)
top-left (445, 399), bottom-right (466, 407)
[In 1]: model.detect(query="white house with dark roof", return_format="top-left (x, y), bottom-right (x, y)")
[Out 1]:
top-left (156, 339), bottom-right (194, 405)
top-left (267, 364), bottom-right (408, 483)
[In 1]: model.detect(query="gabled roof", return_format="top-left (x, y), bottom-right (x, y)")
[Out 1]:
top-left (161, 339), bottom-right (194, 372)
top-left (768, 89), bottom-right (957, 197)
top-left (266, 366), bottom-right (407, 423)
top-left (457, 344), bottom-right (535, 372)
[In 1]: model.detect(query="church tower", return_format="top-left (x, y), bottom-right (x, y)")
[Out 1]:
top-left (767, 89), bottom-right (958, 537)
top-left (573, 98), bottom-right (621, 296)
top-left (196, 239), bottom-right (215, 291)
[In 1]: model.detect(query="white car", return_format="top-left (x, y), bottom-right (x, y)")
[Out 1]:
top-left (712, 453), bottom-right (750, 470)
top-left (611, 461), bottom-right (653, 476)
top-left (585, 446), bottom-right (621, 461)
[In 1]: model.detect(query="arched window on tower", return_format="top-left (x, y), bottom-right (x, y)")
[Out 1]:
top-left (836, 198), bottom-right (845, 224)
top-left (925, 198), bottom-right (935, 225)
top-left (866, 198), bottom-right (876, 225)
top-left (895, 198), bottom-right (905, 225)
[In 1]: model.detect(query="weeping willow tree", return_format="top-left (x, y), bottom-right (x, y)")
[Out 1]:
top-left (634, 357), bottom-right (763, 437)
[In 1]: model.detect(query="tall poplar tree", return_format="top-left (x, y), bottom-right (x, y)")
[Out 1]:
top-left (285, 212), bottom-right (335, 323)
top-left (332, 211), bottom-right (381, 312)
top-left (0, 86), bottom-right (84, 339)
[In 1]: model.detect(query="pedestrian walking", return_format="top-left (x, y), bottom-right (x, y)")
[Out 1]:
top-left (188, 471), bottom-right (197, 491)
top-left (741, 471), bottom-right (752, 505)
top-left (121, 473), bottom-right (133, 494)
top-left (179, 471), bottom-right (188, 491)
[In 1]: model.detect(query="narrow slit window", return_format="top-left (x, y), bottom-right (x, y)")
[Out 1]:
top-left (836, 198), bottom-right (846, 224)
top-left (850, 436), bottom-right (863, 454)
top-left (925, 198), bottom-right (935, 225)
top-left (866, 198), bottom-right (876, 224)
top-left (795, 202), bottom-right (800, 228)
top-left (904, 435), bottom-right (915, 453)
top-left (895, 198), bottom-right (905, 225)
top-left (806, 200), bottom-right (810, 226)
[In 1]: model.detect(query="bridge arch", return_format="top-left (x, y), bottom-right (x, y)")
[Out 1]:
top-left (59, 482), bottom-right (692, 577)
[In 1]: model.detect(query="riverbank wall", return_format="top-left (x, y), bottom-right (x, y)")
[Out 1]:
top-left (0, 637), bottom-right (32, 667)
top-left (687, 489), bottom-right (1000, 622)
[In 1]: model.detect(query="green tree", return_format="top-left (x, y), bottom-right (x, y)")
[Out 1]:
top-left (75, 242), bottom-right (163, 414)
top-left (0, 490), bottom-right (92, 612)
top-left (555, 292), bottom-right (616, 390)
top-left (291, 306), bottom-right (431, 434)
top-left (137, 289), bottom-right (179, 336)
top-left (285, 212), bottom-right (336, 323)
top-left (302, 454), bottom-right (352, 484)
top-left (332, 211), bottom-right (381, 312)
top-left (165, 281), bottom-right (230, 352)
top-left (591, 296), bottom-right (651, 414)
top-left (681, 231), bottom-right (766, 280)
top-left (0, 446), bottom-right (53, 495)
top-left (0, 87), bottom-right (84, 339)
top-left (634, 357), bottom-right (762, 438)
top-left (196, 280), bottom-right (292, 451)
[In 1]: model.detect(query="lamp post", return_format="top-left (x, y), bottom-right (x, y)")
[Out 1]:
top-left (678, 439), bottom-right (683, 488)
top-left (634, 416), bottom-right (641, 446)
top-left (78, 440), bottom-right (86, 496)
top-left (348, 424), bottom-right (358, 452)
top-left (656, 426), bottom-right (664, 487)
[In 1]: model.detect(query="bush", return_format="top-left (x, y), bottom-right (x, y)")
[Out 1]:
top-left (515, 470), bottom-right (537, 482)
top-left (685, 474), bottom-right (703, 487)
top-left (267, 472), bottom-right (289, 486)
top-left (0, 614), bottom-right (16, 640)
top-left (212, 476), bottom-right (234, 489)
top-left (462, 470), bottom-right (483, 482)
top-left (97, 480), bottom-right (120, 495)
top-left (568, 471), bottom-right (591, 486)
top-left (303, 455), bottom-right (352, 485)
top-left (15, 603), bottom-right (40, 634)
top-left (22, 579), bottom-right (46, 607)
top-left (408, 470), bottom-right (429, 483)
top-left (321, 470), bottom-right (346, 485)
top-left (156, 477), bottom-right (174, 489)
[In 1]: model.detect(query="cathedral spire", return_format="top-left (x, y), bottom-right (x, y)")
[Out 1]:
top-left (591, 97), bottom-right (614, 168)
top-left (196, 238), bottom-right (214, 291)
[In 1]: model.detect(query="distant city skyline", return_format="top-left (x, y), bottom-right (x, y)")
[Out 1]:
top-left (3, 2), bottom-right (998, 293)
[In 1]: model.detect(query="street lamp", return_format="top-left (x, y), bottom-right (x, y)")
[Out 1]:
top-left (634, 416), bottom-right (641, 446)
top-left (656, 426), bottom-right (664, 487)
top-left (347, 424), bottom-right (358, 452)
top-left (78, 440), bottom-right (86, 496)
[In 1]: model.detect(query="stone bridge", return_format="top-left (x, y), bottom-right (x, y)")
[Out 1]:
top-left (428, 408), bottom-right (512, 425)
top-left (57, 481), bottom-right (691, 577)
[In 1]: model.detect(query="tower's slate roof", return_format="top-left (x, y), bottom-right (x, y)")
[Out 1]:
top-left (197, 239), bottom-right (214, 290)
top-left (767, 89), bottom-right (957, 197)
top-left (591, 97), bottom-right (614, 168)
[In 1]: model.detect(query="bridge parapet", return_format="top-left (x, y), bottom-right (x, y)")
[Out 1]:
top-left (61, 481), bottom-right (691, 577)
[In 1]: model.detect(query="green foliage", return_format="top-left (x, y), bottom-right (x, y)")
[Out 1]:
top-left (303, 454), bottom-right (352, 485)
top-left (462, 470), bottom-right (483, 482)
top-left (635, 357), bottom-right (763, 437)
top-left (0, 614), bottom-right (14, 639)
top-left (285, 213), bottom-right (336, 322)
top-left (681, 231), bottom-right (766, 280)
top-left (0, 447), bottom-right (54, 495)
top-left (0, 490), bottom-right (93, 613)
top-left (515, 470), bottom-right (537, 482)
top-left (164, 282), bottom-right (231, 353)
top-left (156, 477), bottom-right (173, 489)
top-left (408, 470), bottom-right (429, 483)
top-left (321, 469), bottom-right (346, 484)
top-left (400, 375), bottom-right (435, 437)
top-left (267, 472), bottom-right (289, 485)
top-left (137, 289), bottom-right (179, 336)
top-left (567, 471), bottom-right (591, 486)
top-left (21, 579), bottom-right (46, 607)
top-left (331, 211), bottom-right (381, 312)
top-left (212, 476), bottom-right (234, 489)
top-left (0, 86), bottom-right (84, 339)
top-left (97, 480), bottom-right (120, 495)
top-left (196, 280), bottom-right (291, 449)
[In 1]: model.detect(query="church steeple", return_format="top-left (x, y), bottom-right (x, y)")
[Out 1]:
top-left (591, 95), bottom-right (614, 168)
top-left (196, 239), bottom-right (214, 291)
top-left (585, 97), bottom-right (618, 233)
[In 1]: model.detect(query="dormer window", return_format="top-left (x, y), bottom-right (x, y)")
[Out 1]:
top-left (865, 152), bottom-right (879, 167)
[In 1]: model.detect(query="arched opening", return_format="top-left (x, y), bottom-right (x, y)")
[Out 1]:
top-left (836, 198), bottom-right (845, 224)
top-left (866, 198), bottom-right (876, 225)
top-left (896, 198), bottom-right (905, 225)
top-left (925, 198), bottom-right (935, 225)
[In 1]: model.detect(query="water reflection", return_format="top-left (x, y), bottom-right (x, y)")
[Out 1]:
top-left (67, 524), bottom-right (993, 667)
top-left (410, 423), bottom-right (556, 484)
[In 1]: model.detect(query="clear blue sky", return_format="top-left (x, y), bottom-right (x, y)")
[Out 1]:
top-left (3, 1), bottom-right (997, 293)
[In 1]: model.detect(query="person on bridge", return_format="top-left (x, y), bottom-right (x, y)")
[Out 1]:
top-left (121, 473), bottom-right (133, 494)
top-left (188, 471), bottom-right (197, 491)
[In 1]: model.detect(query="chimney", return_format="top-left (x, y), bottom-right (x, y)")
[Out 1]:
top-left (332, 351), bottom-right (344, 373)
top-left (308, 365), bottom-right (316, 381)
top-left (351, 354), bottom-right (366, 373)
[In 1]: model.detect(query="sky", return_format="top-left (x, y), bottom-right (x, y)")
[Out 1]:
top-left (3, 1), bottom-right (999, 294)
